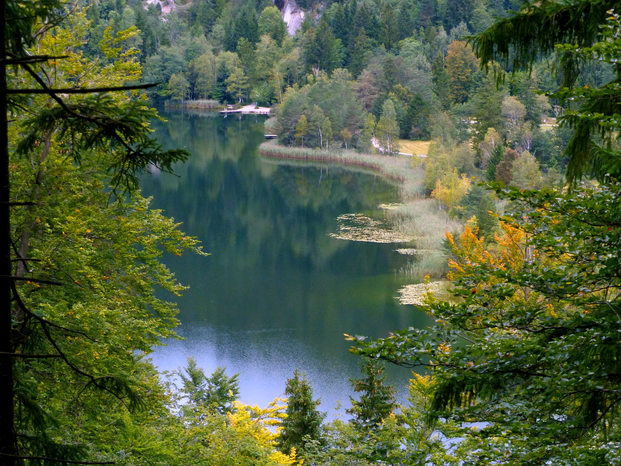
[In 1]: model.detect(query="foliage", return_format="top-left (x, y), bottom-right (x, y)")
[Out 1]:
top-left (348, 358), bottom-right (396, 431)
top-left (431, 168), bottom-right (472, 215)
top-left (301, 18), bottom-right (343, 73)
top-left (9, 0), bottom-right (619, 462)
top-left (294, 114), bottom-right (308, 146)
top-left (276, 71), bottom-right (362, 148)
top-left (358, 112), bottom-right (376, 152)
top-left (176, 396), bottom-right (297, 465)
top-left (168, 72), bottom-right (190, 101)
top-left (511, 150), bottom-right (544, 190)
top-left (2, 5), bottom-right (202, 462)
top-left (258, 5), bottom-right (288, 45)
top-left (456, 184), bottom-right (499, 241)
top-left (278, 370), bottom-right (325, 459)
top-left (352, 183), bottom-right (621, 462)
top-left (376, 99), bottom-right (400, 154)
top-left (178, 357), bottom-right (240, 415)
top-left (399, 374), bottom-right (459, 464)
top-left (471, 0), bottom-right (621, 183)
top-left (501, 95), bottom-right (526, 144)
top-left (494, 147), bottom-right (519, 185)
top-left (445, 40), bottom-right (478, 104)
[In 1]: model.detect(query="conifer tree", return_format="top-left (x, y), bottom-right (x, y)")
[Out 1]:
top-left (348, 358), bottom-right (396, 431)
top-left (353, 7), bottom-right (621, 463)
top-left (179, 358), bottom-right (240, 415)
top-left (278, 370), bottom-right (325, 458)
top-left (471, 0), bottom-right (621, 182)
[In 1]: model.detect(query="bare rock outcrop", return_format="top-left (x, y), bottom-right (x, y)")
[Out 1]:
top-left (274, 0), bottom-right (305, 36)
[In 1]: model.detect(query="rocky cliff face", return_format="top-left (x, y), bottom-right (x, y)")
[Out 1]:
top-left (275, 0), bottom-right (304, 36)
top-left (144, 0), bottom-right (176, 15)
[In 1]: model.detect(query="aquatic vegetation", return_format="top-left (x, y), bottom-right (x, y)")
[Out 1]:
top-left (329, 213), bottom-right (413, 244)
top-left (397, 281), bottom-right (449, 306)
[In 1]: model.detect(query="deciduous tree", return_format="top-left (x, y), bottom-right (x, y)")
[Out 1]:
top-left (445, 40), bottom-right (478, 104)
top-left (471, 0), bottom-right (621, 183)
top-left (353, 183), bottom-right (621, 462)
top-left (376, 99), bottom-right (399, 154)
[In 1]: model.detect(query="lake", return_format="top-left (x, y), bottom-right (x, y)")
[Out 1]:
top-left (142, 109), bottom-right (429, 417)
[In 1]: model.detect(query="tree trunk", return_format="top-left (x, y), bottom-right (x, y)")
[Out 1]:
top-left (0, 0), bottom-right (17, 461)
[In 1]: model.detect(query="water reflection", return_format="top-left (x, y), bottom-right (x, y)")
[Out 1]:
top-left (143, 110), bottom-right (429, 415)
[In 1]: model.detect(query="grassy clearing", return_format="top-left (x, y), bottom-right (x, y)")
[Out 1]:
top-left (398, 139), bottom-right (431, 156)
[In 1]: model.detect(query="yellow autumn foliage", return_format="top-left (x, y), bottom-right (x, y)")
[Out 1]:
top-left (431, 168), bottom-right (471, 214)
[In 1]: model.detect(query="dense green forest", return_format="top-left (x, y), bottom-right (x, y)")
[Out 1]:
top-left (2, 0), bottom-right (620, 464)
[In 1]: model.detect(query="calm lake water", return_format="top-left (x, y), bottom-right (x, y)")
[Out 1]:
top-left (142, 110), bottom-right (429, 416)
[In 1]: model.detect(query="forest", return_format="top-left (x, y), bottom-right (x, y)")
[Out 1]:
top-left (1, 0), bottom-right (620, 464)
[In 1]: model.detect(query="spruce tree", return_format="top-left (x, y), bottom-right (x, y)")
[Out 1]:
top-left (179, 358), bottom-right (240, 415)
top-left (348, 358), bottom-right (396, 431)
top-left (470, 0), bottom-right (621, 182)
top-left (278, 370), bottom-right (325, 458)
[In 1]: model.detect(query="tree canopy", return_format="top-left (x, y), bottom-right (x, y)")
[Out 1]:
top-left (350, 5), bottom-right (621, 463)
top-left (471, 0), bottom-right (621, 182)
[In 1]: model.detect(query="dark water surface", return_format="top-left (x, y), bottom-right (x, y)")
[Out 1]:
top-left (142, 110), bottom-right (428, 416)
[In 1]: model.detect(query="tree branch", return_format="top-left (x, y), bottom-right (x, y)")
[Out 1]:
top-left (2, 276), bottom-right (63, 286)
top-left (11, 281), bottom-right (95, 340)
